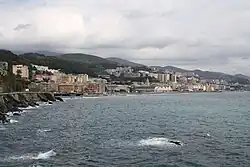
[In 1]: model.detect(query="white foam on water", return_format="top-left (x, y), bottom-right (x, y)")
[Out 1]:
top-left (37, 102), bottom-right (52, 106)
top-left (5, 150), bottom-right (56, 161)
top-left (6, 112), bottom-right (13, 117)
top-left (37, 129), bottom-right (52, 133)
top-left (35, 150), bottom-right (56, 160)
top-left (137, 137), bottom-right (182, 147)
top-left (9, 119), bottom-right (18, 124)
top-left (19, 106), bottom-right (38, 110)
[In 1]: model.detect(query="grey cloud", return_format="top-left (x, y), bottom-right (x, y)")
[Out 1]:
top-left (14, 24), bottom-right (31, 31)
top-left (80, 36), bottom-right (177, 50)
top-left (132, 37), bottom-right (177, 49)
top-left (1, 0), bottom-right (250, 75)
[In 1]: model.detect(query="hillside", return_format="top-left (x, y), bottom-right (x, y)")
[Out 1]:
top-left (20, 53), bottom-right (112, 76)
top-left (60, 53), bottom-right (115, 64)
top-left (1, 49), bottom-right (249, 84)
top-left (0, 50), bottom-right (113, 77)
top-left (106, 57), bottom-right (145, 67)
top-left (35, 51), bottom-right (61, 56)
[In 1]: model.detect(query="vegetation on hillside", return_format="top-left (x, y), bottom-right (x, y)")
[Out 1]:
top-left (0, 50), bottom-right (120, 77)
top-left (0, 49), bottom-right (249, 85)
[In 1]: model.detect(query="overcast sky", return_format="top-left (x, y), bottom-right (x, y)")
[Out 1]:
top-left (0, 0), bottom-right (250, 75)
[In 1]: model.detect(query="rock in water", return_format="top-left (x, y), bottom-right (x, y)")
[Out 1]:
top-left (37, 93), bottom-right (49, 102)
top-left (55, 97), bottom-right (64, 102)
top-left (0, 113), bottom-right (8, 124)
top-left (44, 93), bottom-right (56, 102)
top-left (13, 112), bottom-right (21, 116)
top-left (168, 140), bottom-right (182, 146)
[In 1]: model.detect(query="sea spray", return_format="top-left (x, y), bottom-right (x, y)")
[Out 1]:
top-left (4, 150), bottom-right (56, 161)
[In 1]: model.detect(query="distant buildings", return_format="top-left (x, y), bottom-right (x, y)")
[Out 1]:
top-left (106, 67), bottom-right (133, 77)
top-left (32, 64), bottom-right (49, 71)
top-left (149, 72), bottom-right (177, 83)
top-left (12, 65), bottom-right (29, 78)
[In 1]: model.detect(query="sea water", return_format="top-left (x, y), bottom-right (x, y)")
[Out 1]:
top-left (0, 92), bottom-right (249, 167)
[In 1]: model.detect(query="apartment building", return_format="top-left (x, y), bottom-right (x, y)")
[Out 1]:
top-left (12, 65), bottom-right (29, 78)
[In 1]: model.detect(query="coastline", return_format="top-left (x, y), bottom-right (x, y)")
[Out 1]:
top-left (0, 92), bottom-right (63, 123)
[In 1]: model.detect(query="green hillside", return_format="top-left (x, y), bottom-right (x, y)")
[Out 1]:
top-left (0, 50), bottom-right (118, 77)
top-left (59, 53), bottom-right (118, 69)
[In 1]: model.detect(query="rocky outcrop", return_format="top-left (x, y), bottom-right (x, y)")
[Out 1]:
top-left (55, 96), bottom-right (64, 102)
top-left (44, 93), bottom-right (56, 102)
top-left (0, 92), bottom-right (64, 123)
top-left (37, 93), bottom-right (49, 102)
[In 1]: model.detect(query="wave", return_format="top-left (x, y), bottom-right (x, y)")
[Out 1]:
top-left (137, 137), bottom-right (183, 147)
top-left (19, 106), bottom-right (38, 110)
top-left (6, 112), bottom-right (13, 117)
top-left (37, 129), bottom-right (52, 133)
top-left (35, 102), bottom-right (52, 107)
top-left (5, 150), bottom-right (56, 161)
top-left (36, 150), bottom-right (56, 159)
top-left (9, 119), bottom-right (18, 124)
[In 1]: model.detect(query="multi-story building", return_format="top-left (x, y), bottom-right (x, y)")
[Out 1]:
top-left (124, 72), bottom-right (141, 78)
top-left (157, 73), bottom-right (172, 83)
top-left (75, 74), bottom-right (88, 83)
top-left (12, 65), bottom-right (29, 78)
top-left (149, 73), bottom-right (159, 79)
top-left (58, 84), bottom-right (75, 93)
top-left (33, 74), bottom-right (52, 81)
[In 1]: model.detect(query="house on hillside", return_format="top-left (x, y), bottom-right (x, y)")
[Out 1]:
top-left (12, 64), bottom-right (29, 79)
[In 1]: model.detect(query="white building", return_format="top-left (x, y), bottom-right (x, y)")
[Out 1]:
top-left (154, 86), bottom-right (173, 92)
top-left (47, 69), bottom-right (60, 74)
top-left (32, 64), bottom-right (49, 71)
top-left (12, 65), bottom-right (29, 78)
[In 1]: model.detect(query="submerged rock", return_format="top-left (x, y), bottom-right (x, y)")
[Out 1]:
top-left (37, 93), bottom-right (49, 102)
top-left (55, 96), bottom-right (64, 102)
top-left (0, 113), bottom-right (9, 124)
top-left (44, 93), bottom-right (56, 102)
top-left (168, 140), bottom-right (182, 146)
top-left (13, 112), bottom-right (21, 116)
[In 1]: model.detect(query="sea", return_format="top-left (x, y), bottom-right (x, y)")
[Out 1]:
top-left (0, 92), bottom-right (249, 167)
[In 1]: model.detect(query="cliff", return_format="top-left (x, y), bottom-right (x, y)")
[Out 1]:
top-left (0, 92), bottom-right (63, 123)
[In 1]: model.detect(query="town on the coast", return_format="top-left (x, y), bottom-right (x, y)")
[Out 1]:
top-left (0, 50), bottom-right (250, 123)
top-left (1, 54), bottom-right (250, 96)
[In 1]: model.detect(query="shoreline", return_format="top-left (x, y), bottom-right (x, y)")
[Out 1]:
top-left (55, 90), bottom-right (248, 98)
top-left (0, 92), bottom-right (63, 124)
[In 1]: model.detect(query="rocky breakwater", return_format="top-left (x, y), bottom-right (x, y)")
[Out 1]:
top-left (0, 92), bottom-right (64, 123)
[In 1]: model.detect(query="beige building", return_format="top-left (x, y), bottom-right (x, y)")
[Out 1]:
top-left (12, 65), bottom-right (29, 78)
top-left (75, 74), bottom-right (88, 84)
top-left (52, 73), bottom-right (89, 84)
top-left (158, 73), bottom-right (172, 83)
